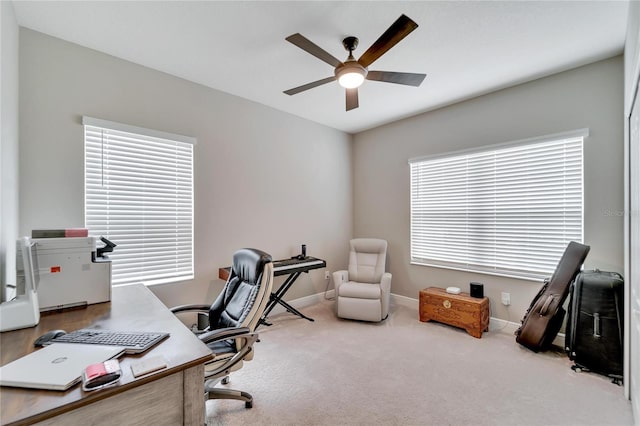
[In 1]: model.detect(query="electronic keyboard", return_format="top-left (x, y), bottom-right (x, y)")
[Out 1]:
top-left (272, 257), bottom-right (326, 276)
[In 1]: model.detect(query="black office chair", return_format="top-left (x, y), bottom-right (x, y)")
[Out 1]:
top-left (171, 248), bottom-right (274, 408)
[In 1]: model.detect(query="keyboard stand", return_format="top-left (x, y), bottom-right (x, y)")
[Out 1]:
top-left (219, 256), bottom-right (326, 327)
top-left (260, 271), bottom-right (312, 326)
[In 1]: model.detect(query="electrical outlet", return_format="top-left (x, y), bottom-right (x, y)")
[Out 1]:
top-left (324, 271), bottom-right (330, 280)
top-left (501, 292), bottom-right (511, 306)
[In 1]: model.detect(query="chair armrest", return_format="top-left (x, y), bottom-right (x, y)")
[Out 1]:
top-left (202, 327), bottom-right (259, 379)
top-left (169, 304), bottom-right (210, 314)
top-left (198, 326), bottom-right (252, 345)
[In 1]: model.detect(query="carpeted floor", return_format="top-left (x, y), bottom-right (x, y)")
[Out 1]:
top-left (206, 299), bottom-right (634, 426)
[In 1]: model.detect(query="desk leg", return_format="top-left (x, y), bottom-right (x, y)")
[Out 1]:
top-left (259, 271), bottom-right (314, 326)
top-left (184, 363), bottom-right (205, 425)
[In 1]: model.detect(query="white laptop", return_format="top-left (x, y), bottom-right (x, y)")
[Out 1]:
top-left (0, 343), bottom-right (124, 391)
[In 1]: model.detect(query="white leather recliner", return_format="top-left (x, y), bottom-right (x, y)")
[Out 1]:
top-left (333, 238), bottom-right (392, 322)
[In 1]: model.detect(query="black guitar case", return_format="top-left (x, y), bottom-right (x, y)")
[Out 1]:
top-left (515, 241), bottom-right (590, 352)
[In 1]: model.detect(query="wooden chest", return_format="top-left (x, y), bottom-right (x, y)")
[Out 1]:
top-left (419, 287), bottom-right (490, 338)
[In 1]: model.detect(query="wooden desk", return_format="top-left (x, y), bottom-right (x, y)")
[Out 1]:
top-left (0, 284), bottom-right (212, 425)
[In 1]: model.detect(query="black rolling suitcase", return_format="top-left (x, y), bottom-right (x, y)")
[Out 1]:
top-left (565, 269), bottom-right (624, 384)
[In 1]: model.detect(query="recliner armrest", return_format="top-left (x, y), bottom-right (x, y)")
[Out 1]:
top-left (332, 270), bottom-right (348, 292)
top-left (381, 272), bottom-right (392, 293)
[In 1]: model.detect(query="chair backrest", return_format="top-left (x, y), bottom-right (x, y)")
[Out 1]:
top-left (348, 238), bottom-right (387, 284)
top-left (208, 248), bottom-right (273, 332)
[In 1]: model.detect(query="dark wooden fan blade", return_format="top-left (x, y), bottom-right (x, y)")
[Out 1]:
top-left (284, 76), bottom-right (336, 95)
top-left (286, 33), bottom-right (343, 68)
top-left (366, 71), bottom-right (426, 87)
top-left (358, 14), bottom-right (418, 68)
top-left (346, 88), bottom-right (359, 111)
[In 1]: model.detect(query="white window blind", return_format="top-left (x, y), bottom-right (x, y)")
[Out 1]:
top-left (409, 131), bottom-right (585, 280)
top-left (83, 117), bottom-right (195, 286)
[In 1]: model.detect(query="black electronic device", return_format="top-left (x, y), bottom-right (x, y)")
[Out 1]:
top-left (34, 329), bottom-right (67, 347)
top-left (96, 236), bottom-right (117, 258)
top-left (470, 282), bottom-right (484, 298)
top-left (295, 244), bottom-right (307, 260)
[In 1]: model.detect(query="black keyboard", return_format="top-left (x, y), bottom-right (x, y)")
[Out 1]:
top-left (272, 257), bottom-right (326, 277)
top-left (275, 257), bottom-right (310, 267)
top-left (274, 257), bottom-right (325, 269)
top-left (50, 329), bottom-right (170, 354)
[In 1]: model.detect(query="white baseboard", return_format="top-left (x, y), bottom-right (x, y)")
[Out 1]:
top-left (391, 293), bottom-right (520, 335)
top-left (267, 291), bottom-right (334, 316)
top-left (391, 293), bottom-right (417, 308)
top-left (278, 291), bottom-right (566, 348)
top-left (389, 293), bottom-right (566, 347)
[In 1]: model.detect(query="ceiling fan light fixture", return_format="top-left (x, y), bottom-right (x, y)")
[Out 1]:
top-left (284, 15), bottom-right (424, 110)
top-left (336, 62), bottom-right (367, 89)
top-left (338, 71), bottom-right (365, 89)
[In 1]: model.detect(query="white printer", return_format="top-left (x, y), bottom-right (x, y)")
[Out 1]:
top-left (30, 236), bottom-right (113, 312)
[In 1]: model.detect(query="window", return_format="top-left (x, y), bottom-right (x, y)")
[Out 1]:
top-left (409, 130), bottom-right (586, 280)
top-left (83, 117), bottom-right (195, 286)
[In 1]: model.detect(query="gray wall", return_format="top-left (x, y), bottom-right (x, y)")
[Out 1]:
top-left (12, 28), bottom-right (626, 323)
top-left (0, 1), bottom-right (19, 300)
top-left (18, 28), bottom-right (353, 307)
top-left (353, 56), bottom-right (624, 321)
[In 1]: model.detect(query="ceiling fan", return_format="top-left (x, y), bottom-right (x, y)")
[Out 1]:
top-left (283, 14), bottom-right (426, 111)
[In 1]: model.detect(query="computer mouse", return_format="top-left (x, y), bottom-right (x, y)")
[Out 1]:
top-left (34, 329), bottom-right (66, 347)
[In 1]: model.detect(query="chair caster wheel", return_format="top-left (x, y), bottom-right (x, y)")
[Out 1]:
top-left (221, 376), bottom-right (230, 385)
top-left (245, 401), bottom-right (253, 408)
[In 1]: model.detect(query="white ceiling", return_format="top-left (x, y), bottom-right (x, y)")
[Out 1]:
top-left (12, 1), bottom-right (629, 134)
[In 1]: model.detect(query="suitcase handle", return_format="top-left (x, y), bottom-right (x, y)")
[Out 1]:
top-left (593, 313), bottom-right (601, 338)
top-left (539, 295), bottom-right (555, 316)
